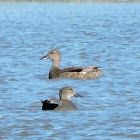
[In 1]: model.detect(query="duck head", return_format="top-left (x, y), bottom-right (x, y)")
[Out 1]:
top-left (59, 86), bottom-right (83, 100)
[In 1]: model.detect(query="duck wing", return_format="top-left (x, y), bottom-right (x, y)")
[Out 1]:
top-left (61, 66), bottom-right (100, 73)
top-left (41, 99), bottom-right (60, 110)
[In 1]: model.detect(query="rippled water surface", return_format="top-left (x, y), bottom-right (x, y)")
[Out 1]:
top-left (0, 1), bottom-right (140, 140)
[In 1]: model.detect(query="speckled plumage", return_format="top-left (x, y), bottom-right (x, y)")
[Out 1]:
top-left (40, 49), bottom-right (102, 80)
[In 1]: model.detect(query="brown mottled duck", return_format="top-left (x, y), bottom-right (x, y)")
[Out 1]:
top-left (40, 49), bottom-right (102, 80)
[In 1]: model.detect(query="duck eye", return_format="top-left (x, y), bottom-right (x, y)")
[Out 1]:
top-left (69, 88), bottom-right (73, 91)
top-left (50, 52), bottom-right (53, 54)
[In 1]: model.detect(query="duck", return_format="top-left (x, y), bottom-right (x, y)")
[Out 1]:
top-left (40, 49), bottom-right (102, 80)
top-left (41, 86), bottom-right (83, 111)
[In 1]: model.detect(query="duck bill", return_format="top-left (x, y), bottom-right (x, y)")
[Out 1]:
top-left (74, 93), bottom-right (84, 97)
top-left (40, 55), bottom-right (48, 60)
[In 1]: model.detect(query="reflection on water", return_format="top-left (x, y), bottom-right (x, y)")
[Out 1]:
top-left (0, 1), bottom-right (140, 140)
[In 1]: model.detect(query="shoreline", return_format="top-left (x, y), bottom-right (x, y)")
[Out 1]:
top-left (0, 0), bottom-right (140, 3)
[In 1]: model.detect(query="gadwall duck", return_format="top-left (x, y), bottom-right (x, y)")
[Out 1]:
top-left (41, 86), bottom-right (83, 111)
top-left (40, 49), bottom-right (102, 80)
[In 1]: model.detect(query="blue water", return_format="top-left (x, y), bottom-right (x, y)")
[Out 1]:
top-left (0, 1), bottom-right (140, 140)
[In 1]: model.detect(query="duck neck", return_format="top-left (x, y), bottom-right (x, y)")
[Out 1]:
top-left (52, 59), bottom-right (60, 68)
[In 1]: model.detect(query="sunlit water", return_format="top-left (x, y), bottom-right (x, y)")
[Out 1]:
top-left (0, 1), bottom-right (140, 139)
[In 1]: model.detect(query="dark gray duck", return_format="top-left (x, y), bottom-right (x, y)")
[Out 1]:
top-left (40, 49), bottom-right (102, 80)
top-left (41, 86), bottom-right (83, 111)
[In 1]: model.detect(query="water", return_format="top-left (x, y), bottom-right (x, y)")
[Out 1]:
top-left (0, 1), bottom-right (140, 140)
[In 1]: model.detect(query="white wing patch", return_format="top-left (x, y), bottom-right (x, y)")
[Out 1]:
top-left (82, 72), bottom-right (87, 74)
